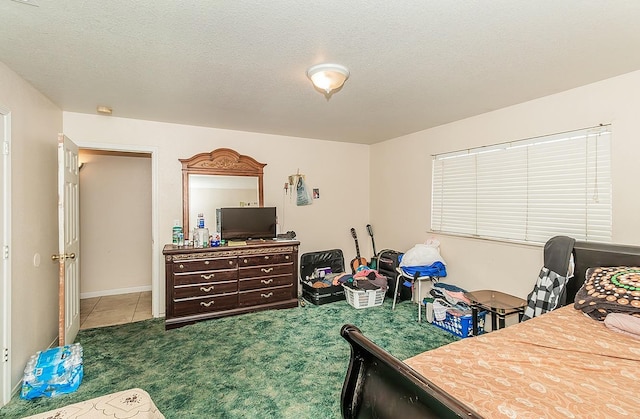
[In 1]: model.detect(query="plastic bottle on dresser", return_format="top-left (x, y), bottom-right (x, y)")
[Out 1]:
top-left (172, 220), bottom-right (183, 246)
top-left (192, 229), bottom-right (199, 248)
top-left (197, 213), bottom-right (205, 229)
top-left (197, 228), bottom-right (209, 248)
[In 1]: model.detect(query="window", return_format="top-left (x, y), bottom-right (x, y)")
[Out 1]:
top-left (431, 126), bottom-right (611, 244)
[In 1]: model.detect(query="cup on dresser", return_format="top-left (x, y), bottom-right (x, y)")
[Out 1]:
top-left (196, 228), bottom-right (210, 247)
top-left (195, 228), bottom-right (209, 248)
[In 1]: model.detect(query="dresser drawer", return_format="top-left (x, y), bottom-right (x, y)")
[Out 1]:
top-left (163, 241), bottom-right (299, 329)
top-left (174, 280), bottom-right (238, 299)
top-left (238, 275), bottom-right (294, 292)
top-left (173, 294), bottom-right (238, 316)
top-left (173, 269), bottom-right (237, 286)
top-left (238, 253), bottom-right (293, 266)
top-left (173, 258), bottom-right (237, 272)
top-left (239, 263), bottom-right (293, 279)
top-left (238, 285), bottom-right (294, 307)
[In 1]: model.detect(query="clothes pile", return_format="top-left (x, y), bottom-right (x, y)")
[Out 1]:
top-left (339, 265), bottom-right (388, 292)
top-left (424, 283), bottom-right (471, 324)
top-left (396, 239), bottom-right (448, 296)
top-left (307, 266), bottom-right (340, 288)
top-left (399, 239), bottom-right (447, 277)
top-left (308, 265), bottom-right (387, 291)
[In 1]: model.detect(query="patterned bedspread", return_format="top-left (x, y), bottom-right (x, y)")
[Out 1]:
top-left (405, 305), bottom-right (640, 418)
top-left (24, 388), bottom-right (164, 419)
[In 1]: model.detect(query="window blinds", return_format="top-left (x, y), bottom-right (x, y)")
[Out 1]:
top-left (431, 126), bottom-right (611, 244)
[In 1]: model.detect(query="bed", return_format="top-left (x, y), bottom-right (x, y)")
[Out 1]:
top-left (340, 241), bottom-right (640, 418)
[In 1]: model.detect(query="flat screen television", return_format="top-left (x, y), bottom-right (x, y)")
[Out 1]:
top-left (216, 207), bottom-right (277, 241)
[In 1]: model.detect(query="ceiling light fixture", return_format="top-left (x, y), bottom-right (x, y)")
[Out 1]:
top-left (306, 63), bottom-right (350, 99)
top-left (96, 106), bottom-right (112, 115)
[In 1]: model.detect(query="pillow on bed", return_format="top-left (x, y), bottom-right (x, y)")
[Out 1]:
top-left (605, 313), bottom-right (640, 339)
top-left (574, 266), bottom-right (640, 321)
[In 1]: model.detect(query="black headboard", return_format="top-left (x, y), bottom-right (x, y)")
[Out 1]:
top-left (567, 241), bottom-right (640, 304)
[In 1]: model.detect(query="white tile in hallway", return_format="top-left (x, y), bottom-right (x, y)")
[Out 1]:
top-left (80, 292), bottom-right (152, 330)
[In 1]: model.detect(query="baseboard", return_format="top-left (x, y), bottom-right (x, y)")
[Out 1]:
top-left (80, 285), bottom-right (152, 300)
top-left (11, 377), bottom-right (21, 400)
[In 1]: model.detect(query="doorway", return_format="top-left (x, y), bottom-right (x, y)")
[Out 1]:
top-left (75, 143), bottom-right (159, 328)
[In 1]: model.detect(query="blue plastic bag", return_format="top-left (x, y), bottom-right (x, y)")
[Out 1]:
top-left (20, 343), bottom-right (83, 399)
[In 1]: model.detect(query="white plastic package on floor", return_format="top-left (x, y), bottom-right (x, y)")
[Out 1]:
top-left (20, 343), bottom-right (83, 400)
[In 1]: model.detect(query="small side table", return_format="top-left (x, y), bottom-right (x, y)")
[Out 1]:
top-left (464, 290), bottom-right (527, 336)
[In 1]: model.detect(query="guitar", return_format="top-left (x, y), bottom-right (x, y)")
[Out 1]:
top-left (366, 224), bottom-right (378, 270)
top-left (350, 228), bottom-right (367, 274)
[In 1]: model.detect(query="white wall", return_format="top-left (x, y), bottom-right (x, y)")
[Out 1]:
top-left (78, 151), bottom-right (152, 297)
top-left (371, 70), bottom-right (640, 299)
top-left (62, 113), bottom-right (372, 312)
top-left (0, 62), bottom-right (62, 392)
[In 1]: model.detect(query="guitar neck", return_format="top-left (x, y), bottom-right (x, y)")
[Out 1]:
top-left (351, 228), bottom-right (362, 260)
top-left (366, 224), bottom-right (376, 256)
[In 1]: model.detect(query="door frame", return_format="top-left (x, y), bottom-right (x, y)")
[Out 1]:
top-left (0, 104), bottom-right (12, 407)
top-left (75, 141), bottom-right (160, 317)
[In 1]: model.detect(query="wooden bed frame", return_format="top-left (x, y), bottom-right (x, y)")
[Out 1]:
top-left (340, 241), bottom-right (640, 418)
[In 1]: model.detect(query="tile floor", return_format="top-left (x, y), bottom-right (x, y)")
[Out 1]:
top-left (80, 291), bottom-right (152, 330)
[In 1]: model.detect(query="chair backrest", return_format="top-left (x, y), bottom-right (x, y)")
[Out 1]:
top-left (522, 236), bottom-right (576, 320)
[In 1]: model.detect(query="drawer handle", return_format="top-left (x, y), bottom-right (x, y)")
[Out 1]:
top-left (261, 279), bottom-right (274, 285)
top-left (243, 259), bottom-right (248, 264)
top-left (229, 260), bottom-right (234, 265)
top-left (285, 255), bottom-right (290, 260)
top-left (179, 264), bottom-right (184, 269)
top-left (264, 256), bottom-right (270, 260)
top-left (204, 260), bottom-right (210, 265)
top-left (261, 292), bottom-right (273, 299)
top-left (201, 273), bottom-right (215, 280)
top-left (261, 267), bottom-right (274, 273)
top-left (200, 301), bottom-right (215, 307)
top-left (200, 286), bottom-right (215, 292)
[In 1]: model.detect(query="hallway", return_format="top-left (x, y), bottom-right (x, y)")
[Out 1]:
top-left (80, 291), bottom-right (152, 330)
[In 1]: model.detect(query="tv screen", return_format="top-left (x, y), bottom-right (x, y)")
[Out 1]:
top-left (216, 207), bottom-right (277, 241)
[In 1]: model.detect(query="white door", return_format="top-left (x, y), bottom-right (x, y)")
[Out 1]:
top-left (55, 134), bottom-right (80, 346)
top-left (0, 106), bottom-right (11, 407)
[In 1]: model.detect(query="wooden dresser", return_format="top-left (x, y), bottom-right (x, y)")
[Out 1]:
top-left (163, 241), bottom-right (299, 329)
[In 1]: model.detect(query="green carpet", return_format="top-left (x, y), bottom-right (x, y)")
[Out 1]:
top-left (0, 299), bottom-right (459, 418)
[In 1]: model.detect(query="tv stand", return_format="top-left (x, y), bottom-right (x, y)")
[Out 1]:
top-left (163, 241), bottom-right (299, 329)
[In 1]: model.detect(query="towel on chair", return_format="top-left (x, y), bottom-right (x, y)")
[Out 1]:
top-left (521, 236), bottom-right (575, 321)
top-left (398, 261), bottom-right (447, 278)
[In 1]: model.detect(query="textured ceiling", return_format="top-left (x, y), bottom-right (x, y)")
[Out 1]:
top-left (2, 1), bottom-right (640, 144)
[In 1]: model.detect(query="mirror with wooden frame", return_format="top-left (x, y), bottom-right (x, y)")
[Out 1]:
top-left (180, 148), bottom-right (266, 235)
